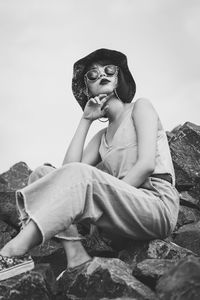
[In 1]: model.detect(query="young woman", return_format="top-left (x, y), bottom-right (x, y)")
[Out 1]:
top-left (0, 48), bottom-right (180, 281)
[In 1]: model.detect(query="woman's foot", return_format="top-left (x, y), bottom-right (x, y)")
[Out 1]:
top-left (0, 254), bottom-right (34, 281)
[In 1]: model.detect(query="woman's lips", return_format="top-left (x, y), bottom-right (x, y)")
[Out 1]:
top-left (100, 78), bottom-right (110, 85)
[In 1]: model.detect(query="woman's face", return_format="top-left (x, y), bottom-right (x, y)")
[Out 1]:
top-left (85, 62), bottom-right (118, 97)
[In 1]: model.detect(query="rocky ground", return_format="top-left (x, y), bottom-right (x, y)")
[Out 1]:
top-left (0, 121), bottom-right (200, 300)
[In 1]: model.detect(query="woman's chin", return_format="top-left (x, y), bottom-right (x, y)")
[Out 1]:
top-left (96, 89), bottom-right (114, 97)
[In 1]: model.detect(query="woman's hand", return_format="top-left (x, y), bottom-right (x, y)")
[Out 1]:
top-left (83, 94), bottom-right (110, 121)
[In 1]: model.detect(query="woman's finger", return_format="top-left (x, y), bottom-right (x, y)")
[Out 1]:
top-left (100, 93), bottom-right (113, 110)
top-left (88, 98), bottom-right (96, 104)
top-left (94, 96), bottom-right (101, 105)
top-left (98, 94), bottom-right (107, 100)
top-left (103, 105), bottom-right (109, 112)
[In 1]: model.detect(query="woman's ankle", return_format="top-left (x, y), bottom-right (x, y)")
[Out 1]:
top-left (62, 240), bottom-right (91, 268)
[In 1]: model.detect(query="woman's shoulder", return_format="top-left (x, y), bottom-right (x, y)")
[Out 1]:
top-left (131, 98), bottom-right (158, 115)
top-left (132, 97), bottom-right (153, 107)
top-left (131, 98), bottom-right (163, 130)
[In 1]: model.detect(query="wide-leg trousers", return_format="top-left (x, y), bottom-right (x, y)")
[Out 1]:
top-left (16, 162), bottom-right (180, 243)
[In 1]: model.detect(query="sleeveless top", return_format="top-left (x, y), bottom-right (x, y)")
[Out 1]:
top-left (96, 102), bottom-right (175, 185)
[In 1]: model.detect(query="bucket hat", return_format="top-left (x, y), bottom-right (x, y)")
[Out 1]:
top-left (72, 48), bottom-right (136, 110)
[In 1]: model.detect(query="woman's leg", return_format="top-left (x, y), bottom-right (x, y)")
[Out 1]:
top-left (0, 220), bottom-right (42, 256)
top-left (0, 220), bottom-right (91, 268)
top-left (61, 240), bottom-right (91, 268)
top-left (20, 165), bottom-right (90, 267)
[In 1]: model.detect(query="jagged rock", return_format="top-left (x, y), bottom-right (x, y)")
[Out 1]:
top-left (30, 239), bottom-right (62, 258)
top-left (169, 122), bottom-right (200, 202)
top-left (0, 162), bottom-right (32, 229)
top-left (81, 226), bottom-right (116, 258)
top-left (180, 191), bottom-right (200, 209)
top-left (132, 259), bottom-right (175, 290)
top-left (31, 246), bottom-right (67, 278)
top-left (0, 264), bottom-right (57, 300)
top-left (100, 297), bottom-right (137, 300)
top-left (176, 205), bottom-right (200, 229)
top-left (57, 257), bottom-right (157, 300)
top-left (0, 162), bottom-right (31, 192)
top-left (0, 191), bottom-right (19, 229)
top-left (0, 220), bottom-right (17, 249)
top-left (156, 256), bottom-right (200, 299)
top-left (173, 221), bottom-right (200, 255)
top-left (118, 239), bottom-right (196, 267)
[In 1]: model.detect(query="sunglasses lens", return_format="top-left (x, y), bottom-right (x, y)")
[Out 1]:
top-left (86, 70), bottom-right (99, 81)
top-left (105, 65), bottom-right (117, 75)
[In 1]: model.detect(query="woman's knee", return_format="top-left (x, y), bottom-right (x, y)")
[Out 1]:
top-left (28, 165), bottom-right (55, 184)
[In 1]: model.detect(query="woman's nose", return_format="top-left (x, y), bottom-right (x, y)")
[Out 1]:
top-left (99, 71), bottom-right (106, 77)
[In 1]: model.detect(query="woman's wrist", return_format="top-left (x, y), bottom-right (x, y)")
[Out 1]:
top-left (81, 114), bottom-right (94, 124)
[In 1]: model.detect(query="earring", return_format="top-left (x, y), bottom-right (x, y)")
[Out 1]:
top-left (114, 88), bottom-right (121, 101)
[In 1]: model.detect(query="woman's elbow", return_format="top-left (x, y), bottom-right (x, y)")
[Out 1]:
top-left (141, 160), bottom-right (155, 175)
top-left (146, 165), bottom-right (155, 176)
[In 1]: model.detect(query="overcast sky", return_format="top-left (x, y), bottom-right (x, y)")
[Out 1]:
top-left (0, 0), bottom-right (200, 173)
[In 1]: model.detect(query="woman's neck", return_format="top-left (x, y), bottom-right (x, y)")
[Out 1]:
top-left (106, 96), bottom-right (128, 123)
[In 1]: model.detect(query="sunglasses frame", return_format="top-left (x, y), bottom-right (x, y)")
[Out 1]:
top-left (85, 65), bottom-right (119, 82)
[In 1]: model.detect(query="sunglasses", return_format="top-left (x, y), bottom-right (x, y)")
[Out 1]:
top-left (85, 65), bottom-right (119, 82)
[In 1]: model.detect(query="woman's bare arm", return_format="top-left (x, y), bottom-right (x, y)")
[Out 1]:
top-left (62, 117), bottom-right (93, 165)
top-left (62, 118), bottom-right (105, 166)
top-left (62, 94), bottom-right (108, 166)
top-left (82, 128), bottom-right (105, 165)
top-left (122, 98), bottom-right (158, 187)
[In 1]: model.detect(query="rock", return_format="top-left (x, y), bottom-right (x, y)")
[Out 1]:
top-left (81, 226), bottom-right (116, 258)
top-left (31, 246), bottom-right (67, 278)
top-left (169, 122), bottom-right (200, 202)
top-left (30, 239), bottom-right (63, 258)
top-left (173, 221), bottom-right (200, 255)
top-left (176, 205), bottom-right (200, 229)
top-left (100, 297), bottom-right (137, 300)
top-left (179, 191), bottom-right (200, 209)
top-left (0, 191), bottom-right (19, 229)
top-left (0, 220), bottom-right (17, 249)
top-left (132, 259), bottom-right (175, 290)
top-left (156, 256), bottom-right (200, 299)
top-left (57, 257), bottom-right (157, 300)
top-left (0, 162), bottom-right (31, 192)
top-left (0, 162), bottom-right (32, 229)
top-left (0, 264), bottom-right (57, 300)
top-left (118, 239), bottom-right (196, 267)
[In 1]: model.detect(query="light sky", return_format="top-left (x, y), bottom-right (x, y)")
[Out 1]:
top-left (0, 0), bottom-right (200, 173)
